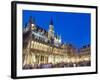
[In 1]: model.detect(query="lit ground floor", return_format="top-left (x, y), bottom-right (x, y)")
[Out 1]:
top-left (22, 51), bottom-right (91, 69)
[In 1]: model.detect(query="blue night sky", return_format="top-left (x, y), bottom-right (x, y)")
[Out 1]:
top-left (23, 10), bottom-right (91, 48)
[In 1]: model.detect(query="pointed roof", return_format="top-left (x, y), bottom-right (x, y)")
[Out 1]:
top-left (50, 18), bottom-right (53, 25)
top-left (29, 16), bottom-right (35, 24)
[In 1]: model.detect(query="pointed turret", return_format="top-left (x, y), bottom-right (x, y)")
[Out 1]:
top-left (50, 19), bottom-right (53, 25)
top-left (29, 16), bottom-right (35, 24)
top-left (48, 19), bottom-right (55, 43)
top-left (29, 16), bottom-right (36, 30)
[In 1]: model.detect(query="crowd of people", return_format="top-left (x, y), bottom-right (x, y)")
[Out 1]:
top-left (23, 61), bottom-right (91, 69)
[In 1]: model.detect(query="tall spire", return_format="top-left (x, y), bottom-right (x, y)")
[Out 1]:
top-left (49, 18), bottom-right (54, 31)
top-left (29, 16), bottom-right (36, 31)
top-left (29, 16), bottom-right (35, 24)
top-left (50, 18), bottom-right (53, 25)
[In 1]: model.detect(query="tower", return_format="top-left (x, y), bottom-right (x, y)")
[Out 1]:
top-left (29, 16), bottom-right (36, 31)
top-left (48, 19), bottom-right (55, 41)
